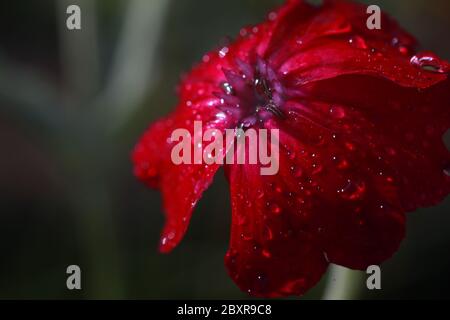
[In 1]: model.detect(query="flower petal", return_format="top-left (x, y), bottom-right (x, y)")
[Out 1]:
top-left (298, 75), bottom-right (450, 211)
top-left (133, 106), bottom-right (231, 253)
top-left (224, 141), bottom-right (328, 297)
top-left (265, 0), bottom-right (447, 89)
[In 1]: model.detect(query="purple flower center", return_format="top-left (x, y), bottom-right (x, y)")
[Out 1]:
top-left (217, 57), bottom-right (285, 129)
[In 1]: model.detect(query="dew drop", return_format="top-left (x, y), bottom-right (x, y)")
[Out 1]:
top-left (345, 142), bottom-right (355, 151)
top-left (410, 52), bottom-right (450, 73)
top-left (444, 164), bottom-right (450, 177)
top-left (291, 166), bottom-right (303, 178)
top-left (254, 273), bottom-right (269, 291)
top-left (337, 179), bottom-right (366, 201)
top-left (219, 47), bottom-right (229, 58)
top-left (167, 232), bottom-right (176, 240)
top-left (329, 105), bottom-right (346, 119)
top-left (262, 249), bottom-right (272, 258)
top-left (339, 159), bottom-right (350, 170)
top-left (270, 203), bottom-right (282, 215)
top-left (288, 150), bottom-right (296, 160)
top-left (398, 45), bottom-right (409, 55)
top-left (256, 189), bottom-right (265, 199)
top-left (221, 82), bottom-right (234, 95)
top-left (202, 54), bottom-right (210, 63)
top-left (391, 37), bottom-right (399, 46)
top-left (268, 12), bottom-right (278, 21)
top-left (311, 163), bottom-right (323, 175)
top-left (240, 233), bottom-right (252, 241)
top-left (239, 28), bottom-right (249, 37)
top-left (349, 35), bottom-right (368, 49)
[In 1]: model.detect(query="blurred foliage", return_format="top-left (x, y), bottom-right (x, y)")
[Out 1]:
top-left (0, 0), bottom-right (449, 299)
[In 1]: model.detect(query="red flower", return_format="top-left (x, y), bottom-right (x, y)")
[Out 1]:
top-left (133, 0), bottom-right (450, 297)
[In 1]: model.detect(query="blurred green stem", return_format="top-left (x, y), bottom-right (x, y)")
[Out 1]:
top-left (57, 0), bottom-right (100, 103)
top-left (322, 264), bottom-right (363, 300)
top-left (95, 0), bottom-right (171, 132)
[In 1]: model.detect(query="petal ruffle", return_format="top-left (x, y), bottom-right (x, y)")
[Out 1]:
top-left (263, 0), bottom-right (448, 89)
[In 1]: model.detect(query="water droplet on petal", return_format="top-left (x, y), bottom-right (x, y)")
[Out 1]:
top-left (219, 47), bottom-right (229, 58)
top-left (337, 179), bottom-right (366, 201)
top-left (398, 45), bottom-right (409, 55)
top-left (311, 163), bottom-right (323, 175)
top-left (288, 150), bottom-right (296, 160)
top-left (329, 105), bottom-right (346, 119)
top-left (262, 249), bottom-right (272, 258)
top-left (257, 189), bottom-right (265, 199)
top-left (221, 82), bottom-right (234, 95)
top-left (410, 52), bottom-right (450, 73)
top-left (263, 226), bottom-right (274, 241)
top-left (254, 273), bottom-right (269, 291)
top-left (202, 54), bottom-right (210, 63)
top-left (239, 28), bottom-right (249, 37)
top-left (391, 37), bottom-right (399, 46)
top-left (291, 165), bottom-right (303, 178)
top-left (345, 142), bottom-right (355, 151)
top-left (268, 12), bottom-right (278, 21)
top-left (444, 164), bottom-right (450, 177)
top-left (349, 35), bottom-right (368, 49)
top-left (335, 157), bottom-right (350, 170)
top-left (240, 233), bottom-right (252, 241)
top-left (270, 203), bottom-right (282, 215)
top-left (167, 231), bottom-right (176, 240)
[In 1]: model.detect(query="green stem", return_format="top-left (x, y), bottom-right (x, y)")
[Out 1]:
top-left (322, 264), bottom-right (363, 300)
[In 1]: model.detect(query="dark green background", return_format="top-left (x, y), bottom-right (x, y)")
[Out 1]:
top-left (0, 0), bottom-right (449, 299)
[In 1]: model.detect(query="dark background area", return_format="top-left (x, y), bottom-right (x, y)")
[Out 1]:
top-left (0, 0), bottom-right (449, 299)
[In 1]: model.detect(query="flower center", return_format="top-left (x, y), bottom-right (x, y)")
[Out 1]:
top-left (217, 57), bottom-right (284, 128)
